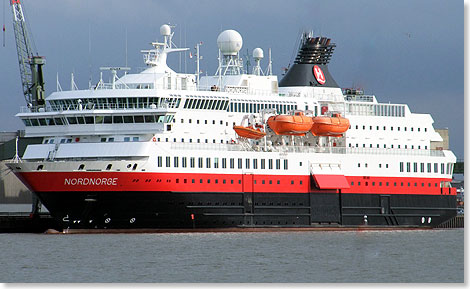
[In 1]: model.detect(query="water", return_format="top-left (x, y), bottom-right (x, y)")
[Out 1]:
top-left (0, 229), bottom-right (463, 283)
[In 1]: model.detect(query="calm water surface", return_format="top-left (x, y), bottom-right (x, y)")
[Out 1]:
top-left (0, 229), bottom-right (463, 283)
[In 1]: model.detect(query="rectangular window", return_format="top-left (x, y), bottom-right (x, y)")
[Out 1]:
top-left (198, 157), bottom-right (203, 168)
top-left (420, 163), bottom-right (424, 173)
top-left (261, 159), bottom-right (266, 169)
top-left (434, 163), bottom-right (438, 173)
top-left (284, 159), bottom-right (288, 170)
top-left (253, 159), bottom-right (258, 170)
top-left (413, 162), bottom-right (417, 173)
top-left (157, 156), bottom-right (162, 167)
top-left (222, 158), bottom-right (227, 169)
top-left (406, 162), bottom-right (410, 172)
top-left (399, 162), bottom-right (404, 172)
top-left (166, 156), bottom-right (171, 167)
top-left (206, 158), bottom-right (211, 168)
top-left (276, 159), bottom-right (281, 170)
top-left (190, 157), bottom-right (195, 168)
top-left (174, 157), bottom-right (179, 168)
top-left (214, 157), bottom-right (219, 169)
top-left (230, 158), bottom-right (234, 169)
top-left (238, 158), bottom-right (242, 169)
top-left (269, 159), bottom-right (273, 170)
top-left (427, 163), bottom-right (431, 173)
top-left (441, 163), bottom-right (445, 174)
top-left (245, 159), bottom-right (250, 169)
top-left (182, 157), bottom-right (187, 168)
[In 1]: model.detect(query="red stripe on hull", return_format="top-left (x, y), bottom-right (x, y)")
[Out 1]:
top-left (14, 171), bottom-right (455, 196)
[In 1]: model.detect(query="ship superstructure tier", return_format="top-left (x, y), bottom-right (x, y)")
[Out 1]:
top-left (7, 25), bottom-right (456, 230)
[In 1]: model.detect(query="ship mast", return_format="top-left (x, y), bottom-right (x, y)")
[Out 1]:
top-left (10, 0), bottom-right (45, 110)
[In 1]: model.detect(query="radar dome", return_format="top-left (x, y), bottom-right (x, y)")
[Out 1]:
top-left (253, 48), bottom-right (264, 60)
top-left (217, 30), bottom-right (243, 55)
top-left (160, 24), bottom-right (171, 36)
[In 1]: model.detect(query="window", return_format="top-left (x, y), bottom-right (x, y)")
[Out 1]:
top-left (284, 159), bottom-right (288, 170)
top-left (413, 162), bottom-right (417, 173)
top-left (214, 157), bottom-right (219, 168)
top-left (261, 159), bottom-right (265, 169)
top-left (230, 158), bottom-right (234, 169)
top-left (222, 158), bottom-right (227, 169)
top-left (166, 157), bottom-right (171, 167)
top-left (427, 163), bottom-right (431, 173)
top-left (269, 159), bottom-right (273, 169)
top-left (190, 157), bottom-right (195, 168)
top-left (406, 162), bottom-right (410, 172)
top-left (399, 162), bottom-right (404, 172)
top-left (441, 163), bottom-right (445, 174)
top-left (157, 156), bottom-right (162, 167)
top-left (253, 159), bottom-right (258, 169)
top-left (173, 157), bottom-right (179, 168)
top-left (276, 159), bottom-right (281, 170)
top-left (420, 163), bottom-right (424, 173)
top-left (238, 158), bottom-right (242, 169)
top-left (434, 163), bottom-right (438, 173)
top-left (198, 157), bottom-right (203, 168)
top-left (206, 158), bottom-right (211, 168)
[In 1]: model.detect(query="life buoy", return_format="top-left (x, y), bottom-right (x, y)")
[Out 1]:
top-left (152, 137), bottom-right (157, 142)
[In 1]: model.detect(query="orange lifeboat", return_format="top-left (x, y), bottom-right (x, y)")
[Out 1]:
top-left (267, 111), bottom-right (314, 136)
top-left (311, 113), bottom-right (350, 137)
top-left (233, 125), bottom-right (266, 139)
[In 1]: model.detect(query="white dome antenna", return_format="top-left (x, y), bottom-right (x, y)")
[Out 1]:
top-left (160, 24), bottom-right (171, 36)
top-left (215, 29), bottom-right (243, 76)
top-left (252, 48), bottom-right (264, 75)
top-left (217, 30), bottom-right (243, 56)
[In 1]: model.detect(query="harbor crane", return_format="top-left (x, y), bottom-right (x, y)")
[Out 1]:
top-left (9, 0), bottom-right (45, 109)
top-left (9, 0), bottom-right (44, 215)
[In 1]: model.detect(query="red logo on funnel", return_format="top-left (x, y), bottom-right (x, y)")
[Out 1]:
top-left (313, 65), bottom-right (326, 85)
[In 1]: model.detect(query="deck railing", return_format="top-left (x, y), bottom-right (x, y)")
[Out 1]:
top-left (170, 142), bottom-right (446, 157)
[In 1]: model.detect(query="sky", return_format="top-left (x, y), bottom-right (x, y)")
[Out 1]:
top-left (0, 0), bottom-right (464, 158)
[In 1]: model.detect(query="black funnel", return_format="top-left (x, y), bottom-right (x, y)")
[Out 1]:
top-left (279, 32), bottom-right (339, 88)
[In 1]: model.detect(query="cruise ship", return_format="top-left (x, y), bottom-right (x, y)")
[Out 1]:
top-left (7, 25), bottom-right (457, 229)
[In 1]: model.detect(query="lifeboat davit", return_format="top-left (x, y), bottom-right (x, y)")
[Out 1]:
top-left (310, 113), bottom-right (350, 137)
top-left (233, 125), bottom-right (267, 139)
top-left (267, 111), bottom-right (314, 136)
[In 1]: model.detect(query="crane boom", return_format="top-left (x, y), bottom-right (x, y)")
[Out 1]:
top-left (10, 0), bottom-right (45, 109)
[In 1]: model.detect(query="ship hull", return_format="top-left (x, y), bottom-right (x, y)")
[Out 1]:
top-left (34, 189), bottom-right (456, 229)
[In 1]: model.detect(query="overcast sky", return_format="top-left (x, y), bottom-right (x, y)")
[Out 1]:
top-left (0, 0), bottom-right (463, 158)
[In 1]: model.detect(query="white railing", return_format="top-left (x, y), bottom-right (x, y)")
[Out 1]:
top-left (170, 142), bottom-right (446, 157)
top-left (19, 103), bottom-right (174, 113)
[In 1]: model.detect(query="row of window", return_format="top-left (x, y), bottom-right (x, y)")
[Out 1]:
top-left (140, 177), bottom-right (303, 186)
top-left (228, 101), bottom-right (298, 114)
top-left (347, 103), bottom-right (406, 117)
top-left (157, 156), bottom-right (288, 170)
top-left (351, 181), bottom-right (440, 188)
top-left (43, 136), bottom-right (140, 144)
top-left (48, 96), bottom-right (181, 111)
top-left (352, 124), bottom-right (427, 132)
top-left (23, 114), bottom-right (174, 127)
top-left (349, 143), bottom-right (428, 150)
top-left (399, 162), bottom-right (453, 175)
top-left (182, 97), bottom-right (229, 111)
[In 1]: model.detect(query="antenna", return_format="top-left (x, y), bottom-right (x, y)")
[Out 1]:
top-left (252, 48), bottom-right (263, 76)
top-left (56, 71), bottom-right (62, 92)
top-left (265, 48), bottom-right (273, 76)
top-left (2, 0), bottom-right (5, 47)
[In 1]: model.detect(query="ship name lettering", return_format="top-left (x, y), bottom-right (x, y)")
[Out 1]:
top-left (64, 177), bottom-right (118, 186)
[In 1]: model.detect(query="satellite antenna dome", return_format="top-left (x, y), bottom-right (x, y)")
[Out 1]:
top-left (217, 30), bottom-right (243, 55)
top-left (253, 48), bottom-right (264, 60)
top-left (160, 24), bottom-right (171, 36)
